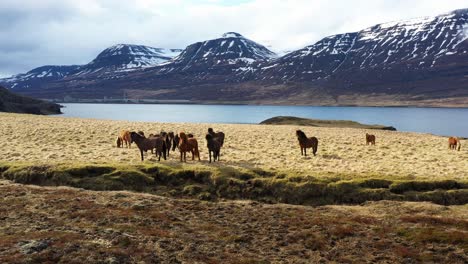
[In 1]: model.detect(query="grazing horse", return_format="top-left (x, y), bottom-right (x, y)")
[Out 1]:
top-left (208, 128), bottom-right (225, 147)
top-left (366, 133), bottom-right (376, 145)
top-left (448, 137), bottom-right (461, 151)
top-left (206, 134), bottom-right (221, 163)
top-left (117, 130), bottom-right (132, 148)
top-left (178, 132), bottom-right (200, 162)
top-left (296, 130), bottom-right (318, 156)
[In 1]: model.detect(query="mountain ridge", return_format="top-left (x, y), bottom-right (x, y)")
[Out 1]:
top-left (1, 9), bottom-right (467, 106)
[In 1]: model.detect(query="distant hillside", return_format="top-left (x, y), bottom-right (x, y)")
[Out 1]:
top-left (260, 116), bottom-right (397, 130)
top-left (0, 86), bottom-right (61, 115)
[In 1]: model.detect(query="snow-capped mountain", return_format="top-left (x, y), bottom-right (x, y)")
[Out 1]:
top-left (258, 8), bottom-right (468, 93)
top-left (72, 44), bottom-right (183, 75)
top-left (158, 32), bottom-right (276, 74)
top-left (0, 65), bottom-right (81, 90)
top-left (1, 9), bottom-right (467, 106)
top-left (0, 44), bottom-right (182, 91)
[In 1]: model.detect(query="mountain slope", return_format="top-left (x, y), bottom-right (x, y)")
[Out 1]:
top-left (0, 44), bottom-right (182, 92)
top-left (0, 65), bottom-right (81, 90)
top-left (0, 86), bottom-right (61, 114)
top-left (257, 8), bottom-right (468, 99)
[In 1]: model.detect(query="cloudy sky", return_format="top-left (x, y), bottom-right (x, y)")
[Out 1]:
top-left (1, 0), bottom-right (467, 77)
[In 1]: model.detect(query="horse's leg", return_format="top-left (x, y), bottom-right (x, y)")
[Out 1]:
top-left (300, 147), bottom-right (303, 156)
top-left (304, 147), bottom-right (307, 156)
top-left (180, 151), bottom-right (183, 162)
top-left (140, 150), bottom-right (144, 161)
top-left (209, 150), bottom-right (212, 163)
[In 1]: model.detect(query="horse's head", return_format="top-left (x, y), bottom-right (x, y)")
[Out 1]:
top-left (130, 131), bottom-right (143, 142)
top-left (296, 130), bottom-right (306, 139)
top-left (179, 132), bottom-right (188, 142)
top-left (168, 132), bottom-right (174, 139)
top-left (208, 128), bottom-right (214, 135)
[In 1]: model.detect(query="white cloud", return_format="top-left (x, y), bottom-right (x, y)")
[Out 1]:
top-left (1, 0), bottom-right (467, 76)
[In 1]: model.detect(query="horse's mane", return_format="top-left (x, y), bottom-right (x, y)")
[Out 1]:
top-left (131, 131), bottom-right (144, 139)
top-left (296, 130), bottom-right (307, 139)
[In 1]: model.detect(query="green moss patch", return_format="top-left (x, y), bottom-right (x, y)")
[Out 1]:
top-left (0, 162), bottom-right (466, 206)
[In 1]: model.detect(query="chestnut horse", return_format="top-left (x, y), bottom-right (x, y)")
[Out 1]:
top-left (296, 130), bottom-right (318, 156)
top-left (366, 133), bottom-right (376, 145)
top-left (117, 130), bottom-right (132, 148)
top-left (448, 137), bottom-right (461, 151)
top-left (178, 132), bottom-right (200, 162)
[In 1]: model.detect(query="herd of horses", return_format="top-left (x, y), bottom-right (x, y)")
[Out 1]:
top-left (117, 128), bottom-right (225, 162)
top-left (117, 128), bottom-right (462, 162)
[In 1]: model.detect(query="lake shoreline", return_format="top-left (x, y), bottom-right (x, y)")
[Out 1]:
top-left (53, 100), bottom-right (468, 109)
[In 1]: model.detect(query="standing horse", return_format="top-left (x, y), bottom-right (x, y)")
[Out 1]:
top-left (206, 134), bottom-right (221, 163)
top-left (130, 132), bottom-right (167, 161)
top-left (366, 133), bottom-right (376, 145)
top-left (208, 128), bottom-right (225, 147)
top-left (448, 137), bottom-right (461, 151)
top-left (178, 132), bottom-right (200, 162)
top-left (117, 130), bottom-right (132, 148)
top-left (296, 130), bottom-right (318, 156)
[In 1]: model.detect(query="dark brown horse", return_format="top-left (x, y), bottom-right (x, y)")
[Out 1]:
top-left (130, 132), bottom-right (167, 161)
top-left (172, 133), bottom-right (180, 152)
top-left (208, 128), bottom-right (225, 147)
top-left (206, 134), bottom-right (221, 163)
top-left (448, 137), bottom-right (461, 151)
top-left (178, 132), bottom-right (200, 162)
top-left (296, 130), bottom-right (318, 156)
top-left (366, 133), bottom-right (376, 145)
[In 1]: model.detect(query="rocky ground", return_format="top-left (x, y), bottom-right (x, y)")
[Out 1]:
top-left (1, 180), bottom-right (467, 263)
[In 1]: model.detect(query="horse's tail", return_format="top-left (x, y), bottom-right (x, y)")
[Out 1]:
top-left (313, 138), bottom-right (318, 156)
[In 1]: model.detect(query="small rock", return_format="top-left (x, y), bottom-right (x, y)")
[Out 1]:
top-left (18, 239), bottom-right (50, 254)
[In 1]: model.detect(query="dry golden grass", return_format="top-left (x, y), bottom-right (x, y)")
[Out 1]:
top-left (0, 112), bottom-right (466, 181)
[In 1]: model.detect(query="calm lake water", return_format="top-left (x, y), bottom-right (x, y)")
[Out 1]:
top-left (58, 103), bottom-right (468, 137)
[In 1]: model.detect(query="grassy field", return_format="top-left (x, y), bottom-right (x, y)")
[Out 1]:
top-left (0, 112), bottom-right (466, 181)
top-left (0, 112), bottom-right (467, 262)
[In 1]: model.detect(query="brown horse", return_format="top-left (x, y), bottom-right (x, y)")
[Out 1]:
top-left (117, 130), bottom-right (132, 148)
top-left (366, 133), bottom-right (376, 145)
top-left (178, 132), bottom-right (200, 162)
top-left (208, 128), bottom-right (225, 147)
top-left (448, 137), bottom-right (461, 151)
top-left (296, 130), bottom-right (318, 156)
